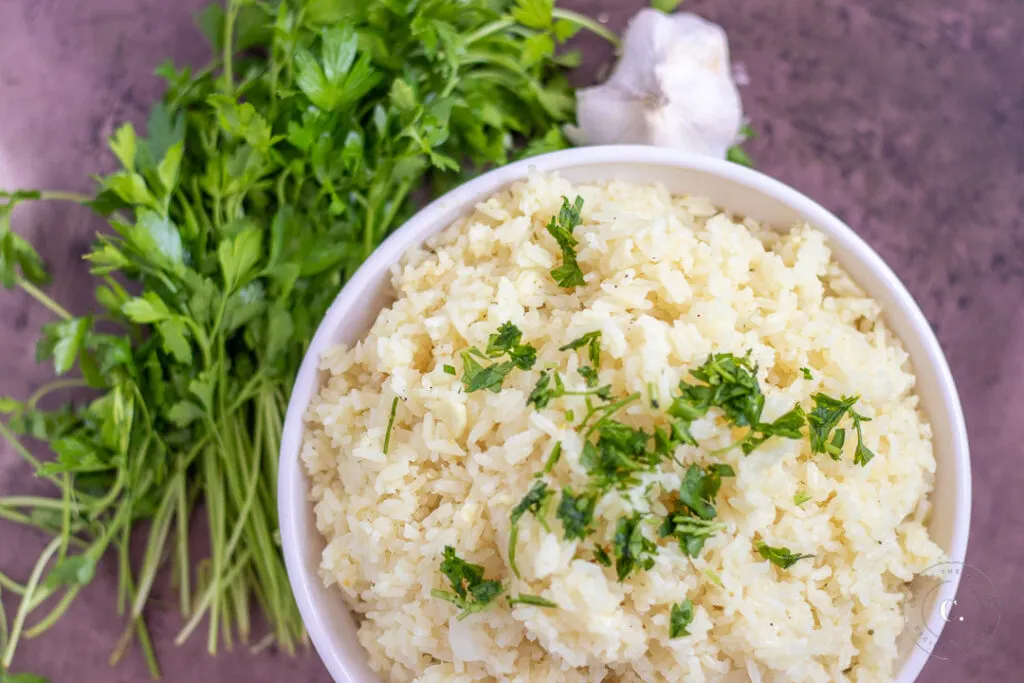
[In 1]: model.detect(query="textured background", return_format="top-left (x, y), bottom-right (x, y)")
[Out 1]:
top-left (1, 0), bottom-right (1022, 681)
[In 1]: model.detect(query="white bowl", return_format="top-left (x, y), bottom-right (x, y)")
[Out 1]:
top-left (278, 145), bottom-right (971, 683)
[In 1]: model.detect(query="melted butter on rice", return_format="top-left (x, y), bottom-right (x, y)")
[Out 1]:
top-left (301, 174), bottom-right (943, 683)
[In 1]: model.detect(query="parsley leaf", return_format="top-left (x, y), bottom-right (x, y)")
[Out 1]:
top-left (807, 393), bottom-right (858, 458)
top-left (463, 323), bottom-right (536, 392)
top-left (677, 463), bottom-right (732, 520)
top-left (579, 421), bottom-right (652, 489)
top-left (660, 463), bottom-right (732, 556)
top-left (793, 490), bottom-right (812, 506)
top-left (443, 364), bottom-right (456, 376)
top-left (526, 368), bottom-right (609, 410)
top-left (560, 330), bottom-right (601, 368)
top-left (667, 353), bottom-right (807, 455)
top-left (800, 367), bottom-right (814, 380)
top-left (461, 351), bottom-right (515, 393)
top-left (556, 487), bottom-right (598, 541)
top-left (545, 195), bottom-right (586, 288)
top-left (739, 405), bottom-right (807, 455)
top-left (755, 541), bottom-right (814, 569)
top-left (850, 410), bottom-right (875, 466)
top-left (593, 545), bottom-right (612, 567)
top-left (612, 513), bottom-right (658, 581)
top-left (508, 481), bottom-right (554, 577)
top-left (669, 599), bottom-right (695, 638)
top-left (487, 321), bottom-right (523, 356)
top-left (432, 546), bottom-right (504, 620)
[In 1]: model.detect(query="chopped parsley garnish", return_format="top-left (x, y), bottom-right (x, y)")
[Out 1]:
top-left (793, 490), bottom-right (812, 506)
top-left (486, 322), bottom-right (537, 368)
top-left (431, 546), bottom-right (504, 619)
top-left (659, 463), bottom-right (733, 557)
top-left (527, 369), bottom-right (556, 408)
top-left (612, 513), bottom-right (658, 581)
top-left (677, 463), bottom-right (733, 520)
top-left (755, 541), bottom-right (814, 569)
top-left (461, 322), bottom-right (536, 393)
top-left (669, 599), bottom-right (695, 638)
top-left (850, 410), bottom-right (875, 466)
top-left (801, 367), bottom-right (814, 380)
top-left (540, 441), bottom-right (562, 475)
top-left (659, 516), bottom-right (726, 557)
top-left (527, 368), bottom-right (610, 410)
top-left (703, 568), bottom-right (724, 587)
top-left (508, 481), bottom-right (553, 577)
top-left (806, 393), bottom-right (875, 466)
top-left (508, 594), bottom-right (558, 609)
top-left (443, 364), bottom-right (456, 376)
top-left (556, 487), bottom-right (599, 541)
top-left (560, 330), bottom-right (602, 368)
top-left (545, 195), bottom-right (586, 288)
top-left (578, 365), bottom-right (599, 387)
top-left (593, 545), bottom-right (612, 567)
top-left (673, 353), bottom-right (765, 427)
top-left (739, 405), bottom-right (807, 455)
top-left (383, 397), bottom-right (399, 455)
top-left (667, 353), bottom-right (807, 455)
top-left (807, 393), bottom-right (858, 458)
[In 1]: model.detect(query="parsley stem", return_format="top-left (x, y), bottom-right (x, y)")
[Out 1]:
top-left (0, 570), bottom-right (26, 595)
top-left (582, 393), bottom-right (641, 437)
top-left (37, 190), bottom-right (91, 203)
top-left (551, 9), bottom-right (622, 47)
top-left (0, 421), bottom-right (51, 478)
top-left (1, 536), bottom-right (60, 669)
top-left (25, 378), bottom-right (90, 410)
top-left (222, 0), bottom-right (237, 93)
top-left (16, 276), bottom-right (73, 321)
top-left (462, 18), bottom-right (514, 45)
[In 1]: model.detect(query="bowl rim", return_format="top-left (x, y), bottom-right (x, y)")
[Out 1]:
top-left (278, 144), bottom-right (971, 683)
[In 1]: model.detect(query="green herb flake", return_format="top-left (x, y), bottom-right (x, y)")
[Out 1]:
top-left (443, 364), bottom-right (457, 376)
top-left (807, 393), bottom-right (858, 458)
top-left (703, 568), bottom-right (723, 587)
top-left (556, 487), bottom-right (598, 541)
top-left (800, 367), bottom-right (814, 380)
top-left (612, 513), bottom-right (658, 581)
top-left (559, 330), bottom-right (601, 369)
top-left (541, 441), bottom-right (563, 475)
top-left (432, 546), bottom-right (504, 620)
top-left (593, 545), bottom-right (613, 567)
top-left (545, 195), bottom-right (586, 288)
top-left (755, 541), bottom-right (815, 569)
top-left (669, 599), bottom-right (695, 638)
top-left (793, 490), bottom-right (812, 506)
top-left (464, 323), bottom-right (536, 393)
top-left (383, 397), bottom-right (399, 455)
top-left (850, 410), bottom-right (876, 467)
top-left (508, 481), bottom-right (553, 577)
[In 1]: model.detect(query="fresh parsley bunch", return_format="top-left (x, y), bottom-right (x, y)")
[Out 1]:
top-left (0, 0), bottom-right (616, 678)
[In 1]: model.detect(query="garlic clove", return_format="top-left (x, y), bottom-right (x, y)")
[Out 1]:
top-left (567, 9), bottom-right (744, 158)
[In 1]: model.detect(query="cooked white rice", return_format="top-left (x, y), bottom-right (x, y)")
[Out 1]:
top-left (301, 174), bottom-right (943, 683)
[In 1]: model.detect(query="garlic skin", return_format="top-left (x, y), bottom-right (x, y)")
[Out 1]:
top-left (567, 9), bottom-right (744, 158)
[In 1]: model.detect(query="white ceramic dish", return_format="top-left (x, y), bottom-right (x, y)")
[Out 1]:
top-left (278, 145), bottom-right (971, 683)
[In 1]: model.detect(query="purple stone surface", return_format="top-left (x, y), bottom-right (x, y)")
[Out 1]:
top-left (1, 1), bottom-right (1021, 681)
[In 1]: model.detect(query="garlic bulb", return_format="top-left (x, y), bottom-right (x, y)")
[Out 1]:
top-left (567, 9), bottom-right (744, 158)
